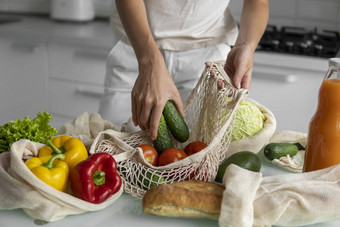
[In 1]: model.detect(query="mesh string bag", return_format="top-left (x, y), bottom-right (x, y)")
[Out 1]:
top-left (89, 61), bottom-right (248, 198)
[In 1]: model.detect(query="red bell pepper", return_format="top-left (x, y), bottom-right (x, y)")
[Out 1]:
top-left (70, 152), bottom-right (122, 204)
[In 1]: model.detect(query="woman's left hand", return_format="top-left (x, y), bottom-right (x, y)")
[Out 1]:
top-left (205, 44), bottom-right (254, 91)
top-left (224, 44), bottom-right (254, 90)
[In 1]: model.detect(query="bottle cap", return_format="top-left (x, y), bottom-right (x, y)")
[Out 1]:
top-left (329, 58), bottom-right (340, 67)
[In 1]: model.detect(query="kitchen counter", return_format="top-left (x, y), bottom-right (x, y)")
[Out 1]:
top-left (1, 154), bottom-right (340, 227)
top-left (0, 14), bottom-right (115, 47)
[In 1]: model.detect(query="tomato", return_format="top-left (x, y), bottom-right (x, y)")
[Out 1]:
top-left (137, 144), bottom-right (159, 166)
top-left (184, 141), bottom-right (207, 156)
top-left (158, 148), bottom-right (188, 166)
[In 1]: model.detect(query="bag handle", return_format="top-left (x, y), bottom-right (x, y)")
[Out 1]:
top-left (205, 61), bottom-right (249, 145)
top-left (210, 61), bottom-right (249, 95)
top-left (89, 129), bottom-right (139, 162)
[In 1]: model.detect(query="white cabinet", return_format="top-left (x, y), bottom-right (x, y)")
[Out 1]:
top-left (0, 36), bottom-right (49, 124)
top-left (248, 52), bottom-right (328, 133)
top-left (48, 42), bottom-right (110, 129)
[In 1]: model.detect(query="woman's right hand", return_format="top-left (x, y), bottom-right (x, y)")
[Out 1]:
top-left (131, 50), bottom-right (184, 141)
top-left (115, 0), bottom-right (185, 141)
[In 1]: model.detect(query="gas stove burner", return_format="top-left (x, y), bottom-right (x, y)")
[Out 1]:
top-left (257, 25), bottom-right (340, 58)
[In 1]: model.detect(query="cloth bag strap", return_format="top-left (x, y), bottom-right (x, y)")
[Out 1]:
top-left (89, 129), bottom-right (138, 162)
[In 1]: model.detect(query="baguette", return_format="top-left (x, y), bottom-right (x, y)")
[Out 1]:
top-left (142, 180), bottom-right (225, 219)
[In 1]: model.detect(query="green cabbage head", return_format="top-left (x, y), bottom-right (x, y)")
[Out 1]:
top-left (231, 100), bottom-right (265, 141)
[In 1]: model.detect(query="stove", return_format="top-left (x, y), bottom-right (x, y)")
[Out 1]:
top-left (257, 25), bottom-right (340, 58)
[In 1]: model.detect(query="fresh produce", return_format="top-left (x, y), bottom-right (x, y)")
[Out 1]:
top-left (231, 100), bottom-right (265, 141)
top-left (153, 100), bottom-right (190, 154)
top-left (184, 141), bottom-right (207, 156)
top-left (25, 153), bottom-right (69, 192)
top-left (139, 169), bottom-right (166, 190)
top-left (0, 111), bottom-right (57, 153)
top-left (39, 135), bottom-right (88, 169)
top-left (215, 151), bottom-right (261, 183)
top-left (293, 142), bottom-right (305, 151)
top-left (264, 143), bottom-right (299, 160)
top-left (153, 114), bottom-right (173, 153)
top-left (158, 148), bottom-right (188, 166)
top-left (138, 144), bottom-right (159, 166)
top-left (162, 100), bottom-right (189, 143)
top-left (70, 152), bottom-right (122, 204)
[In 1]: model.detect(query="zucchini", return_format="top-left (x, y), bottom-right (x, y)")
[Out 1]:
top-left (153, 114), bottom-right (173, 154)
top-left (264, 143), bottom-right (299, 160)
top-left (163, 100), bottom-right (189, 143)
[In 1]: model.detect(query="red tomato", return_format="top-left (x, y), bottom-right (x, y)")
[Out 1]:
top-left (137, 144), bottom-right (159, 166)
top-left (184, 141), bottom-right (207, 156)
top-left (158, 148), bottom-right (188, 166)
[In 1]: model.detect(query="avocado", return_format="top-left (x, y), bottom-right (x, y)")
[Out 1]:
top-left (163, 100), bottom-right (189, 143)
top-left (264, 143), bottom-right (299, 160)
top-left (215, 151), bottom-right (261, 183)
top-left (153, 114), bottom-right (173, 154)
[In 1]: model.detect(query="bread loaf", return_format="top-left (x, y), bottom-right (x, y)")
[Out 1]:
top-left (142, 180), bottom-right (224, 219)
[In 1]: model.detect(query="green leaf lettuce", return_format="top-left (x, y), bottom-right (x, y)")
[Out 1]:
top-left (0, 111), bottom-right (57, 153)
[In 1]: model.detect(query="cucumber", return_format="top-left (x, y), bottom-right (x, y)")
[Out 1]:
top-left (293, 142), bottom-right (305, 150)
top-left (264, 143), bottom-right (299, 160)
top-left (163, 100), bottom-right (189, 143)
top-left (153, 114), bottom-right (173, 154)
top-left (139, 170), bottom-right (166, 190)
top-left (215, 151), bottom-right (261, 183)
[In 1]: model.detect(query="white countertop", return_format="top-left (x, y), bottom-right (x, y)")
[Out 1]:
top-left (0, 15), bottom-right (116, 47)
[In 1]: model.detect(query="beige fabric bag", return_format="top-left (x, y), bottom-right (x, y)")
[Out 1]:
top-left (57, 112), bottom-right (120, 150)
top-left (0, 139), bottom-right (123, 222)
top-left (219, 163), bottom-right (340, 227)
top-left (89, 61), bottom-right (274, 198)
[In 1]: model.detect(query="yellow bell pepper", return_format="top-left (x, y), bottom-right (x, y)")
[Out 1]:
top-left (25, 153), bottom-right (69, 192)
top-left (39, 135), bottom-right (88, 169)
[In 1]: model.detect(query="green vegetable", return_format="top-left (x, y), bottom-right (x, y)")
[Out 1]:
top-left (264, 143), bottom-right (299, 160)
top-left (0, 111), bottom-right (57, 152)
top-left (293, 142), bottom-right (305, 150)
top-left (153, 114), bottom-right (173, 154)
top-left (232, 100), bottom-right (265, 141)
top-left (139, 169), bottom-right (166, 190)
top-left (215, 151), bottom-right (261, 183)
top-left (163, 100), bottom-right (189, 143)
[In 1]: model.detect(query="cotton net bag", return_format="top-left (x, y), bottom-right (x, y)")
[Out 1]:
top-left (89, 61), bottom-right (248, 198)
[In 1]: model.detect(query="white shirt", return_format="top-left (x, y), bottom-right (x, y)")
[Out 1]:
top-left (111, 0), bottom-right (238, 51)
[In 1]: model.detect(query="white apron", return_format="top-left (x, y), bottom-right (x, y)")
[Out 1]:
top-left (99, 0), bottom-right (238, 127)
top-left (98, 41), bottom-right (231, 127)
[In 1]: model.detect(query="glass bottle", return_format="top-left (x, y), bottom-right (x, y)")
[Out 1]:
top-left (303, 58), bottom-right (340, 172)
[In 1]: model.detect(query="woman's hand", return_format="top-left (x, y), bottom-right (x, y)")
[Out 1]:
top-left (206, 43), bottom-right (254, 91)
top-left (116, 0), bottom-right (184, 141)
top-left (208, 0), bottom-right (269, 91)
top-left (132, 52), bottom-right (184, 141)
top-left (224, 44), bottom-right (254, 90)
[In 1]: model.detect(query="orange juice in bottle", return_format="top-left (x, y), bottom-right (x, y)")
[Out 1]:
top-left (303, 58), bottom-right (340, 172)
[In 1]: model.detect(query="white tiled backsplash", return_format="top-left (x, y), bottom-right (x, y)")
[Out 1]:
top-left (229, 0), bottom-right (340, 31)
top-left (0, 0), bottom-right (114, 17)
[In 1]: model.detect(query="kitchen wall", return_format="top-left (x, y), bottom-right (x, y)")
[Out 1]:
top-left (229, 0), bottom-right (340, 31)
top-left (1, 0), bottom-right (340, 30)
